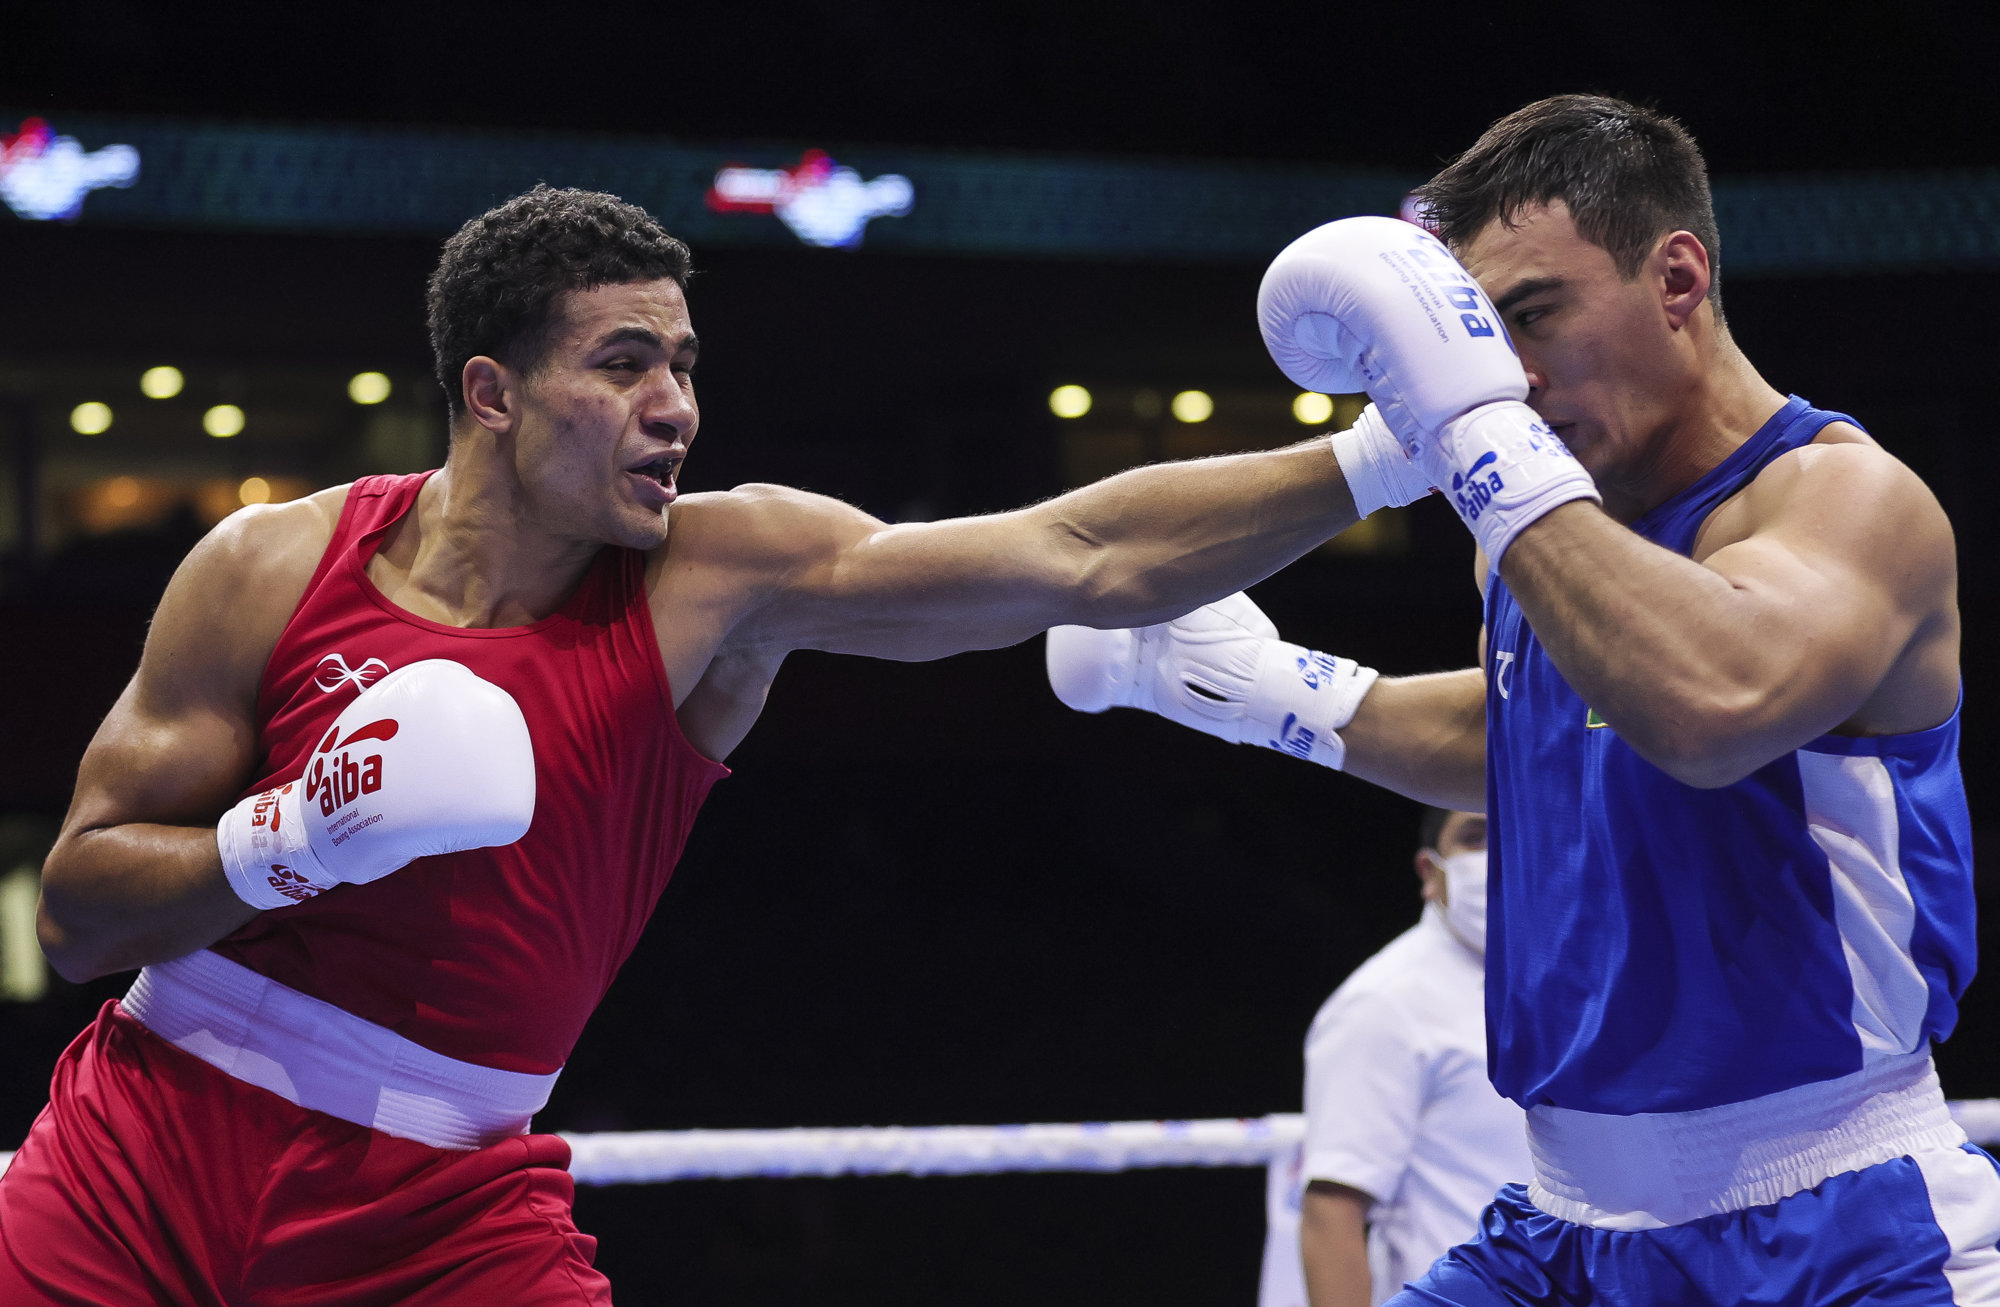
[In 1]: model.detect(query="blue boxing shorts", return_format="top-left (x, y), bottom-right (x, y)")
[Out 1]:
top-left (1390, 1055), bottom-right (2000, 1306)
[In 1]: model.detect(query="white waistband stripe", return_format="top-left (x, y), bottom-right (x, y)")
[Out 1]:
top-left (1526, 1051), bottom-right (1965, 1229)
top-left (122, 949), bottom-right (559, 1151)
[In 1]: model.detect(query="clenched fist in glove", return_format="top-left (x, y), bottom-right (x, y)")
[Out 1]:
top-left (1258, 215), bottom-right (1599, 562)
top-left (216, 659), bottom-right (536, 910)
top-left (1046, 592), bottom-right (1378, 770)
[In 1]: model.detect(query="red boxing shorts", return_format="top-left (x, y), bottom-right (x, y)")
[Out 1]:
top-left (0, 1002), bottom-right (611, 1305)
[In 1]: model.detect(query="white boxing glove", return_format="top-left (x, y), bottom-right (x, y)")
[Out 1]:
top-left (216, 659), bottom-right (536, 910)
top-left (1046, 592), bottom-right (1378, 770)
top-left (1258, 216), bottom-right (1599, 561)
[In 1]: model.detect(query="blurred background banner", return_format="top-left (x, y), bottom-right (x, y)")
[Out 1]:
top-left (9, 109), bottom-right (2000, 272)
top-left (5, 2), bottom-right (2000, 1301)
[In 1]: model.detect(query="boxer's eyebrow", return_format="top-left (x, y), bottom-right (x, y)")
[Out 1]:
top-left (591, 328), bottom-right (699, 362)
top-left (594, 327), bottom-right (664, 351)
top-left (1492, 277), bottom-right (1565, 315)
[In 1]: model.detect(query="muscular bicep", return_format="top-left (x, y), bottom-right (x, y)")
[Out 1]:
top-left (58, 499), bottom-right (332, 841)
top-left (65, 677), bottom-right (257, 840)
top-left (1692, 444), bottom-right (1956, 738)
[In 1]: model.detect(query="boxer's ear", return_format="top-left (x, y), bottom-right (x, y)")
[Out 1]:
top-left (1658, 230), bottom-right (1713, 331)
top-left (461, 356), bottom-right (518, 436)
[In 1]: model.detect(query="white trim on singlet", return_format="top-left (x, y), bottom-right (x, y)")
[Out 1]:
top-left (122, 948), bottom-right (559, 1151)
top-left (1797, 750), bottom-right (1930, 1059)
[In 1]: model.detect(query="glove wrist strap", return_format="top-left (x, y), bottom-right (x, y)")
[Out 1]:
top-left (1243, 640), bottom-right (1379, 770)
top-left (217, 782), bottom-right (334, 911)
top-left (1423, 400), bottom-right (1602, 563)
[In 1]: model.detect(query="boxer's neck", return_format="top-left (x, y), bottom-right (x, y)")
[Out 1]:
top-left (367, 458), bottom-right (599, 629)
top-left (1597, 333), bottom-right (1789, 523)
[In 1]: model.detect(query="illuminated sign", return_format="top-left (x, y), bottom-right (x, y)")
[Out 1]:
top-left (2, 109), bottom-right (1997, 275)
top-left (706, 150), bottom-right (914, 249)
top-left (0, 118), bottom-right (139, 221)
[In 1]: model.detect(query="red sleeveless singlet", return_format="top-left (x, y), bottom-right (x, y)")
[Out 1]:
top-left (211, 472), bottom-right (728, 1074)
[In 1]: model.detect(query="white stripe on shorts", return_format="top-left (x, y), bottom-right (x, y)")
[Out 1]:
top-left (1915, 1146), bottom-right (2000, 1305)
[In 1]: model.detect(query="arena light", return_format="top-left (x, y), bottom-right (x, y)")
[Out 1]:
top-left (1048, 385), bottom-right (1092, 419)
top-left (238, 476), bottom-right (271, 506)
top-left (203, 404), bottom-right (245, 438)
top-left (347, 372), bottom-right (391, 405)
top-left (70, 402), bottom-right (113, 435)
top-left (1292, 392), bottom-right (1335, 425)
top-left (140, 366), bottom-right (184, 399)
top-left (1170, 390), bottom-right (1213, 424)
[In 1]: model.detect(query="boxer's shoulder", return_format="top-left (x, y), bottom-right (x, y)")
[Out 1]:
top-left (1693, 435), bottom-right (1950, 573)
top-left (146, 484), bottom-right (356, 695)
top-left (185, 485), bottom-right (347, 606)
top-left (656, 483), bottom-right (880, 579)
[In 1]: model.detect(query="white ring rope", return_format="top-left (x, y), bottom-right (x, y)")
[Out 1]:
top-left (563, 1114), bottom-right (1307, 1185)
top-left (7, 1102), bottom-right (2000, 1183)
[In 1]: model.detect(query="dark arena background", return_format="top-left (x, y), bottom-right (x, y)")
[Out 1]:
top-left (4, 3), bottom-right (1999, 1301)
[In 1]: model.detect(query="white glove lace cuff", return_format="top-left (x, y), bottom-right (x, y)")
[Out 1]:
top-left (1331, 404), bottom-right (1434, 520)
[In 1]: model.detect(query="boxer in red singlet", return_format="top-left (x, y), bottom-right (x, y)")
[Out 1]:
top-left (0, 186), bottom-right (1380, 1303)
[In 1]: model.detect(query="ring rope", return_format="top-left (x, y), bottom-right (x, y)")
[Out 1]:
top-left (9, 1103), bottom-right (1999, 1184)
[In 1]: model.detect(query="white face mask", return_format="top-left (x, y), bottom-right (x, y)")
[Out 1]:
top-left (1433, 849), bottom-right (1489, 955)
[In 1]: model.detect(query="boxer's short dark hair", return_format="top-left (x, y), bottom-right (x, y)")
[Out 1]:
top-left (427, 184), bottom-right (693, 421)
top-left (1413, 95), bottom-right (1723, 317)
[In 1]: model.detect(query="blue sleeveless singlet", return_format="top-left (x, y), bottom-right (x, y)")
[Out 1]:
top-left (1482, 395), bottom-right (1974, 1115)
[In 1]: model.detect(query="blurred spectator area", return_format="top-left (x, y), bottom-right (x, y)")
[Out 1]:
top-left (0, 360), bottom-right (440, 566)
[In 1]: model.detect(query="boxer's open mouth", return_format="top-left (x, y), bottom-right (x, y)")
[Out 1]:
top-left (630, 456), bottom-right (681, 484)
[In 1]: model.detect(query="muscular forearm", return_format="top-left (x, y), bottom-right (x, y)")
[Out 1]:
top-left (1339, 669), bottom-right (1488, 810)
top-left (1047, 439), bottom-right (1360, 627)
top-left (38, 824), bottom-right (257, 982)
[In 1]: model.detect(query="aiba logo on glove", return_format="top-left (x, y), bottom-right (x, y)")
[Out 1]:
top-left (1294, 649), bottom-right (1343, 691)
top-left (305, 718), bottom-right (398, 817)
top-left (1268, 712), bottom-right (1318, 760)
top-left (1402, 239), bottom-right (1499, 342)
top-left (1451, 452), bottom-right (1504, 521)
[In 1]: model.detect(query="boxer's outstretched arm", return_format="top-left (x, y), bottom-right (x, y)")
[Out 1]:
top-left (717, 438), bottom-right (1360, 662)
top-left (1042, 589), bottom-right (1486, 808)
top-left (37, 498), bottom-right (333, 981)
top-left (1336, 669), bottom-right (1487, 811)
top-left (1499, 438), bottom-right (1959, 788)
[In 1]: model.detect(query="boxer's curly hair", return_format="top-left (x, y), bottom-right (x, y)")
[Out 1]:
top-left (1414, 95), bottom-right (1724, 318)
top-left (427, 185), bottom-right (693, 422)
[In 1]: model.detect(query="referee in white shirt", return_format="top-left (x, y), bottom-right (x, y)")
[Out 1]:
top-left (1260, 810), bottom-right (1529, 1307)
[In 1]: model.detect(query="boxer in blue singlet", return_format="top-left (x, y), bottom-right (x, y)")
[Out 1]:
top-left (1052, 94), bottom-right (1986, 1304)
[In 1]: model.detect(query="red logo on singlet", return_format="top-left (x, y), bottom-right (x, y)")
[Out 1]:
top-left (314, 654), bottom-right (390, 694)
